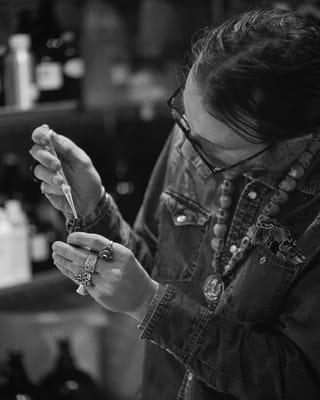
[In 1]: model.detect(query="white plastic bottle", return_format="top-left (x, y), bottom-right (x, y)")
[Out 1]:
top-left (0, 207), bottom-right (14, 288)
top-left (4, 34), bottom-right (35, 109)
top-left (4, 200), bottom-right (31, 287)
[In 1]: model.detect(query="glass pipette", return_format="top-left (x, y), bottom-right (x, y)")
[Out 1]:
top-left (48, 129), bottom-right (78, 219)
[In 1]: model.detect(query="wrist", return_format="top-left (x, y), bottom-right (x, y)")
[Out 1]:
top-left (83, 185), bottom-right (105, 217)
top-left (130, 280), bottom-right (160, 322)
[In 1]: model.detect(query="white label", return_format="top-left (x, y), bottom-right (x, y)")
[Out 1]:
top-left (36, 62), bottom-right (63, 90)
top-left (64, 58), bottom-right (85, 79)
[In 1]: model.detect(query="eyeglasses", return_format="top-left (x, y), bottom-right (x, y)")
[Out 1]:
top-left (167, 86), bottom-right (222, 174)
top-left (167, 86), bottom-right (273, 175)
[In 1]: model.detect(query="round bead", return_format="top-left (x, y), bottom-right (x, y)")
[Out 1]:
top-left (262, 201), bottom-right (281, 216)
top-left (219, 195), bottom-right (232, 208)
top-left (213, 223), bottom-right (228, 237)
top-left (298, 151), bottom-right (313, 169)
top-left (211, 258), bottom-right (219, 271)
top-left (210, 238), bottom-right (224, 252)
top-left (220, 179), bottom-right (234, 195)
top-left (240, 236), bottom-right (251, 248)
top-left (233, 249), bottom-right (244, 260)
top-left (308, 140), bottom-right (320, 155)
top-left (279, 176), bottom-right (297, 192)
top-left (229, 244), bottom-right (238, 254)
top-left (246, 225), bottom-right (256, 239)
top-left (270, 189), bottom-right (289, 205)
top-left (248, 191), bottom-right (257, 200)
top-left (288, 163), bottom-right (305, 180)
top-left (176, 215), bottom-right (187, 223)
top-left (216, 208), bottom-right (230, 223)
top-left (223, 264), bottom-right (232, 274)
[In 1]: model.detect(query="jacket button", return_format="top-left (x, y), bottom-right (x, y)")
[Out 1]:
top-left (248, 191), bottom-right (257, 199)
top-left (176, 215), bottom-right (187, 223)
top-left (259, 256), bottom-right (266, 264)
top-left (187, 372), bottom-right (193, 381)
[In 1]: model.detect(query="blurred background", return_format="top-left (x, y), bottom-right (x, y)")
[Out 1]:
top-left (0, 0), bottom-right (318, 399)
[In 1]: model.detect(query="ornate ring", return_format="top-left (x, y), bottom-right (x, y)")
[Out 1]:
top-left (98, 241), bottom-right (114, 262)
top-left (76, 284), bottom-right (88, 296)
top-left (30, 163), bottom-right (41, 183)
top-left (40, 182), bottom-right (46, 194)
top-left (74, 271), bottom-right (94, 286)
top-left (84, 253), bottom-right (98, 273)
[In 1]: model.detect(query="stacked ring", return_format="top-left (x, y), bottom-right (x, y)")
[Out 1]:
top-left (98, 241), bottom-right (114, 262)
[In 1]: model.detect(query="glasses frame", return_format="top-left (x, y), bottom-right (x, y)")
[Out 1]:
top-left (167, 86), bottom-right (222, 174)
top-left (167, 86), bottom-right (273, 176)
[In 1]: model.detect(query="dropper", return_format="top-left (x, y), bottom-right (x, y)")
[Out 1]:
top-left (48, 129), bottom-right (78, 219)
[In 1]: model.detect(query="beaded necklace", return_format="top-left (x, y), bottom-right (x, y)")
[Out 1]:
top-left (203, 136), bottom-right (320, 305)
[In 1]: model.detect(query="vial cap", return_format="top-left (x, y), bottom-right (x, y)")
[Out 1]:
top-left (9, 34), bottom-right (31, 50)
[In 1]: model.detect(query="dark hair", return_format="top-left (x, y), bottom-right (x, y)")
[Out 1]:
top-left (192, 9), bottom-right (320, 144)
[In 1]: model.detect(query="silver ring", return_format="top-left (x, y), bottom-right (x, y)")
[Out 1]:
top-left (98, 241), bottom-right (114, 262)
top-left (74, 271), bottom-right (94, 286)
top-left (40, 182), bottom-right (46, 194)
top-left (84, 253), bottom-right (98, 273)
top-left (76, 284), bottom-right (88, 296)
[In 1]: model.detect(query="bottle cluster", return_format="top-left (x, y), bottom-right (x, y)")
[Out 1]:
top-left (0, 338), bottom-right (103, 400)
top-left (0, 152), bottom-right (65, 288)
top-left (0, 0), bottom-right (84, 110)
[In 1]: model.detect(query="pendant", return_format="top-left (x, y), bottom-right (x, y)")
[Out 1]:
top-left (203, 274), bottom-right (224, 303)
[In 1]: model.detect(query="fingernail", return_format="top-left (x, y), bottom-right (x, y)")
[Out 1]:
top-left (51, 160), bottom-right (60, 170)
top-left (53, 175), bottom-right (63, 185)
top-left (42, 124), bottom-right (49, 129)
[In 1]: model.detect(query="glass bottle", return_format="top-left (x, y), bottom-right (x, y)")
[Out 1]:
top-left (1, 350), bottom-right (38, 400)
top-left (33, 0), bottom-right (64, 103)
top-left (39, 339), bottom-right (102, 400)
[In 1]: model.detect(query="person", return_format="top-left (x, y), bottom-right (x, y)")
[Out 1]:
top-left (29, 8), bottom-right (320, 400)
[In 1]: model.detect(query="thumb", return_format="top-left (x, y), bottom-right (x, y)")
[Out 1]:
top-left (51, 131), bottom-right (81, 160)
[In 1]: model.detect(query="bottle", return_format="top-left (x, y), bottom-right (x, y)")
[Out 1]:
top-left (0, 208), bottom-right (14, 289)
top-left (33, 0), bottom-right (64, 103)
top-left (3, 34), bottom-right (35, 109)
top-left (0, 44), bottom-right (6, 107)
top-left (81, 0), bottom-right (129, 109)
top-left (4, 200), bottom-right (31, 286)
top-left (39, 339), bottom-right (102, 400)
top-left (1, 350), bottom-right (37, 400)
top-left (28, 201), bottom-right (58, 275)
top-left (60, 31), bottom-right (84, 101)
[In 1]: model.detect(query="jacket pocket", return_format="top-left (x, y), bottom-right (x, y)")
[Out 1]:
top-left (152, 190), bottom-right (211, 282)
top-left (222, 243), bottom-right (300, 325)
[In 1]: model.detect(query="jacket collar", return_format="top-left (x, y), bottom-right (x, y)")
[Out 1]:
top-left (176, 128), bottom-right (320, 196)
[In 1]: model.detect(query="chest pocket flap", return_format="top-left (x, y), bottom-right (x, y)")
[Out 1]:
top-left (153, 190), bottom-right (211, 282)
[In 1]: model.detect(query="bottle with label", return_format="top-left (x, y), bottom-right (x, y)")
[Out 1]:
top-left (38, 339), bottom-right (102, 400)
top-left (3, 34), bottom-right (35, 109)
top-left (1, 350), bottom-right (38, 400)
top-left (60, 31), bottom-right (84, 101)
top-left (33, 0), bottom-right (64, 103)
top-left (3, 200), bottom-right (31, 287)
top-left (0, 44), bottom-right (6, 107)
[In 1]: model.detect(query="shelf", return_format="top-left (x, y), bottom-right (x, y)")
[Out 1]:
top-left (0, 100), bottom-right (79, 117)
top-left (0, 270), bottom-right (94, 313)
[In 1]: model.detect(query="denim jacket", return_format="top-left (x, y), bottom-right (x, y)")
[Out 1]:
top-left (76, 126), bottom-right (320, 400)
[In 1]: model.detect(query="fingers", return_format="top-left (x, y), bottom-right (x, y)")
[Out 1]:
top-left (41, 182), bottom-right (64, 196)
top-left (29, 144), bottom-right (61, 171)
top-left (34, 164), bottom-right (64, 186)
top-left (67, 232), bottom-right (111, 252)
top-left (31, 124), bottom-right (52, 146)
top-left (52, 241), bottom-right (91, 265)
top-left (52, 252), bottom-right (96, 291)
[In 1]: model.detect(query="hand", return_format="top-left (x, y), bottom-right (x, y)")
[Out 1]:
top-left (52, 232), bottom-right (159, 321)
top-left (29, 125), bottom-right (104, 218)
